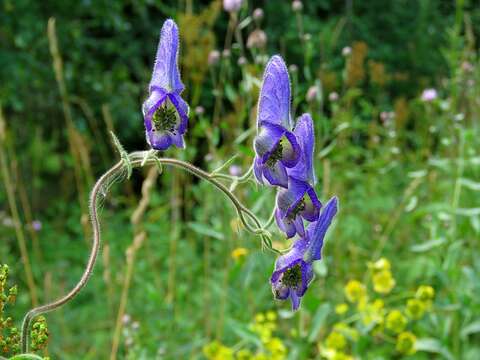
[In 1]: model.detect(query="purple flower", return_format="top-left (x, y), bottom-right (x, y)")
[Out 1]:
top-left (421, 88), bottom-right (437, 102)
top-left (271, 196), bottom-right (338, 310)
top-left (32, 220), bottom-right (42, 232)
top-left (223, 0), bottom-right (243, 13)
top-left (275, 114), bottom-right (321, 238)
top-left (253, 56), bottom-right (301, 188)
top-left (142, 19), bottom-right (189, 151)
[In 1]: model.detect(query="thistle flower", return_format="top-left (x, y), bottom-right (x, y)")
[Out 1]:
top-left (271, 197), bottom-right (338, 310)
top-left (275, 114), bottom-right (321, 237)
top-left (143, 19), bottom-right (189, 151)
top-left (254, 56), bottom-right (301, 188)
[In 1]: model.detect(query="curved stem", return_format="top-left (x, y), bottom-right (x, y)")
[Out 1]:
top-left (21, 154), bottom-right (269, 352)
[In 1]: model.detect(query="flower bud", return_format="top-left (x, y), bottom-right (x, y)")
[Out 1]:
top-left (288, 64), bottom-right (298, 73)
top-left (222, 49), bottom-right (231, 58)
top-left (328, 92), bottom-right (339, 102)
top-left (253, 8), bottom-right (264, 21)
top-left (223, 0), bottom-right (243, 13)
top-left (292, 1), bottom-right (303, 12)
top-left (342, 46), bottom-right (352, 56)
top-left (237, 56), bottom-right (247, 66)
top-left (306, 85), bottom-right (318, 102)
top-left (247, 29), bottom-right (267, 49)
top-left (195, 106), bottom-right (205, 115)
top-left (208, 50), bottom-right (220, 65)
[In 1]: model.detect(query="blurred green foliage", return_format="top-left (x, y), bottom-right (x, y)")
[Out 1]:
top-left (1, 0), bottom-right (480, 359)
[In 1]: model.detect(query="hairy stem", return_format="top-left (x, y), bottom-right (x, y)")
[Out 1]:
top-left (21, 153), bottom-right (270, 352)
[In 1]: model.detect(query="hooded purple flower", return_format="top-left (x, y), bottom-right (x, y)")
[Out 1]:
top-left (143, 19), bottom-right (189, 151)
top-left (253, 56), bottom-right (301, 188)
top-left (271, 196), bottom-right (338, 310)
top-left (275, 114), bottom-right (321, 238)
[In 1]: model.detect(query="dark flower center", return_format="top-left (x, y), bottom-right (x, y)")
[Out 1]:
top-left (266, 140), bottom-right (283, 168)
top-left (287, 198), bottom-right (305, 220)
top-left (281, 263), bottom-right (302, 288)
top-left (152, 105), bottom-right (177, 132)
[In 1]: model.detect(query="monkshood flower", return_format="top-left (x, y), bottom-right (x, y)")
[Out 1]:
top-left (271, 196), bottom-right (338, 310)
top-left (254, 56), bottom-right (301, 188)
top-left (142, 19), bottom-right (189, 151)
top-left (275, 114), bottom-right (321, 238)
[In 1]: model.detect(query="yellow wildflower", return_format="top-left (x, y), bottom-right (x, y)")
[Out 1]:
top-left (344, 280), bottom-right (367, 303)
top-left (368, 257), bottom-right (391, 272)
top-left (334, 322), bottom-right (359, 341)
top-left (406, 298), bottom-right (426, 319)
top-left (396, 332), bottom-right (417, 355)
top-left (255, 313), bottom-right (265, 323)
top-left (415, 285), bottom-right (435, 301)
top-left (231, 247), bottom-right (248, 260)
top-left (265, 337), bottom-right (287, 357)
top-left (235, 349), bottom-right (253, 360)
top-left (266, 311), bottom-right (277, 321)
top-left (386, 310), bottom-right (407, 334)
top-left (203, 340), bottom-right (234, 360)
top-left (372, 270), bottom-right (396, 294)
top-left (326, 331), bottom-right (347, 350)
top-left (335, 303), bottom-right (349, 315)
top-left (360, 300), bottom-right (385, 327)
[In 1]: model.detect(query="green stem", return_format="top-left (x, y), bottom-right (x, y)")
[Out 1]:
top-left (21, 153), bottom-right (270, 352)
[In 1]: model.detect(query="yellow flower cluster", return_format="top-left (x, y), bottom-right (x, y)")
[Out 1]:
top-left (370, 258), bottom-right (396, 294)
top-left (203, 311), bottom-right (287, 360)
top-left (344, 280), bottom-right (366, 303)
top-left (396, 331), bottom-right (417, 355)
top-left (329, 258), bottom-right (436, 358)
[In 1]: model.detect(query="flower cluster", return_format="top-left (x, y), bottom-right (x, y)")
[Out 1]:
top-left (143, 19), bottom-right (189, 151)
top-left (253, 55), bottom-right (339, 310)
top-left (202, 311), bottom-right (287, 360)
top-left (0, 264), bottom-right (20, 357)
top-left (321, 258), bottom-right (436, 358)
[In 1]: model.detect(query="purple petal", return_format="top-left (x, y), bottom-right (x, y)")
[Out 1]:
top-left (288, 114), bottom-right (316, 184)
top-left (168, 93), bottom-right (189, 134)
top-left (254, 122), bottom-right (284, 159)
top-left (305, 196), bottom-right (339, 261)
top-left (257, 55), bottom-right (292, 129)
top-left (301, 187), bottom-right (321, 222)
top-left (147, 130), bottom-right (173, 151)
top-left (143, 90), bottom-right (167, 130)
top-left (275, 208), bottom-right (297, 238)
top-left (271, 239), bottom-right (309, 282)
top-left (293, 216), bottom-right (305, 237)
top-left (150, 19), bottom-right (184, 93)
top-left (297, 262), bottom-right (314, 297)
top-left (290, 291), bottom-right (301, 310)
top-left (253, 157), bottom-right (264, 184)
top-left (282, 130), bottom-right (301, 168)
top-left (169, 130), bottom-right (185, 148)
top-left (263, 161), bottom-right (288, 188)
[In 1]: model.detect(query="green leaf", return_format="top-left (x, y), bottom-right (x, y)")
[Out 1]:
top-left (456, 208), bottom-right (480, 217)
top-left (461, 320), bottom-right (480, 338)
top-left (187, 222), bottom-right (225, 240)
top-left (9, 355), bottom-right (45, 360)
top-left (308, 303), bottom-right (331, 342)
top-left (460, 178), bottom-right (480, 191)
top-left (410, 237), bottom-right (446, 252)
top-left (415, 338), bottom-right (454, 360)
